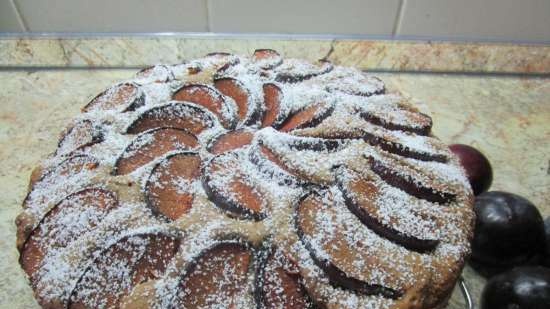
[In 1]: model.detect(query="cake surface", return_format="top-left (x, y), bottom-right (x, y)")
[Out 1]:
top-left (15, 50), bottom-right (474, 309)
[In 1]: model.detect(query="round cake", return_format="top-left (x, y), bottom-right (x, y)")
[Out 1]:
top-left (15, 50), bottom-right (475, 309)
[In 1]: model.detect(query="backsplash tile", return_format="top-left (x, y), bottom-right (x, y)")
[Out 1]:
top-left (0, 0), bottom-right (25, 32)
top-left (16, 0), bottom-right (208, 32)
top-left (398, 0), bottom-right (550, 42)
top-left (1, 0), bottom-right (549, 43)
top-left (208, 0), bottom-right (400, 35)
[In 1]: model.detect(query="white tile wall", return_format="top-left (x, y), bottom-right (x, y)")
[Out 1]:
top-left (1, 0), bottom-right (549, 42)
top-left (207, 0), bottom-right (401, 35)
top-left (0, 0), bottom-right (25, 31)
top-left (15, 0), bottom-right (208, 32)
top-left (397, 0), bottom-right (550, 41)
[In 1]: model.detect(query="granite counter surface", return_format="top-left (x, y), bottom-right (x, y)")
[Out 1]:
top-left (1, 36), bottom-right (550, 73)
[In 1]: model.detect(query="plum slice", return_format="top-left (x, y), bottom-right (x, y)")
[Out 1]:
top-left (20, 188), bottom-right (118, 285)
top-left (249, 143), bottom-right (307, 186)
top-left (253, 49), bottom-right (283, 70)
top-left (326, 71), bottom-right (386, 97)
top-left (203, 52), bottom-right (241, 77)
top-left (135, 64), bottom-right (174, 83)
top-left (126, 102), bottom-right (217, 135)
top-left (255, 245), bottom-right (315, 309)
top-left (275, 59), bottom-right (333, 83)
top-left (205, 52), bottom-right (240, 67)
top-left (359, 105), bottom-right (433, 136)
top-left (367, 156), bottom-right (456, 204)
top-left (261, 83), bottom-right (283, 128)
top-left (173, 84), bottom-right (238, 129)
top-left (145, 152), bottom-right (201, 221)
top-left (288, 138), bottom-right (340, 153)
top-left (203, 151), bottom-right (267, 220)
top-left (335, 167), bottom-right (439, 252)
top-left (261, 130), bottom-right (341, 152)
top-left (68, 233), bottom-right (180, 309)
top-left (251, 131), bottom-right (343, 185)
top-left (207, 129), bottom-right (254, 155)
top-left (56, 120), bottom-right (103, 156)
top-left (23, 155), bottom-right (99, 209)
top-left (278, 102), bottom-right (334, 133)
top-left (82, 83), bottom-right (144, 112)
top-left (214, 77), bottom-right (261, 125)
top-left (175, 241), bottom-right (253, 308)
top-left (295, 191), bottom-right (402, 299)
top-left (113, 127), bottom-right (198, 175)
top-left (362, 132), bottom-right (448, 163)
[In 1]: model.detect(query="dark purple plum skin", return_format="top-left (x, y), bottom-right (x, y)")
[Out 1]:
top-left (294, 192), bottom-right (401, 299)
top-left (449, 144), bottom-right (493, 195)
top-left (544, 217), bottom-right (550, 267)
top-left (470, 191), bottom-right (545, 277)
top-left (481, 266), bottom-right (550, 309)
top-left (334, 167), bottom-right (439, 253)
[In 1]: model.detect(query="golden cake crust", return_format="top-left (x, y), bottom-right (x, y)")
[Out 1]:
top-left (16, 50), bottom-right (474, 309)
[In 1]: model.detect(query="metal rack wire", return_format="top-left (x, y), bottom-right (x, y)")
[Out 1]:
top-left (459, 277), bottom-right (475, 309)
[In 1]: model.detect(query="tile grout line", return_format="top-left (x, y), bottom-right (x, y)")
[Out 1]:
top-left (392, 0), bottom-right (406, 37)
top-left (11, 0), bottom-right (28, 32)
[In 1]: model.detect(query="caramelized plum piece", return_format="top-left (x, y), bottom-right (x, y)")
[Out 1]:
top-left (363, 132), bottom-right (448, 163)
top-left (145, 152), bottom-right (201, 221)
top-left (262, 131), bottom-right (341, 152)
top-left (253, 49), bottom-right (283, 69)
top-left (367, 156), bottom-right (456, 204)
top-left (173, 84), bottom-right (238, 129)
top-left (204, 52), bottom-right (241, 77)
top-left (255, 245), bottom-right (315, 309)
top-left (135, 65), bottom-right (174, 83)
top-left (175, 241), bottom-right (253, 308)
top-left (295, 192), bottom-right (402, 299)
top-left (205, 52), bottom-right (240, 68)
top-left (359, 103), bottom-right (433, 136)
top-left (279, 102), bottom-right (334, 132)
top-left (170, 62), bottom-right (203, 79)
top-left (335, 167), bottom-right (439, 253)
top-left (206, 52), bottom-right (234, 57)
top-left (207, 129), bottom-right (254, 155)
top-left (82, 83), bottom-right (144, 112)
top-left (23, 155), bottom-right (99, 209)
top-left (327, 72), bottom-right (386, 97)
top-left (249, 143), bottom-right (307, 186)
top-left (203, 151), bottom-right (267, 220)
top-left (68, 233), bottom-right (180, 309)
top-left (20, 188), bottom-right (118, 284)
top-left (56, 120), bottom-right (103, 155)
top-left (126, 102), bottom-right (217, 135)
top-left (275, 59), bottom-right (333, 83)
top-left (261, 83), bottom-right (283, 128)
top-left (449, 144), bottom-right (493, 195)
top-left (287, 138), bottom-right (341, 152)
top-left (113, 127), bottom-right (198, 175)
top-left (214, 77), bottom-right (261, 125)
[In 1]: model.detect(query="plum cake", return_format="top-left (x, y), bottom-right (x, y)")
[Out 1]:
top-left (15, 50), bottom-right (475, 309)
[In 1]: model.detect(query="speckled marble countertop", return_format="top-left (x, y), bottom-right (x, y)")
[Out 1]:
top-left (0, 36), bottom-right (549, 309)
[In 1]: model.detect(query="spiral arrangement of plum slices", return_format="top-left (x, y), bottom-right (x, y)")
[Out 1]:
top-left (16, 50), bottom-right (474, 309)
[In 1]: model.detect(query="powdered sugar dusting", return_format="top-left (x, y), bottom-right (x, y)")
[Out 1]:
top-left (16, 51), bottom-right (474, 309)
